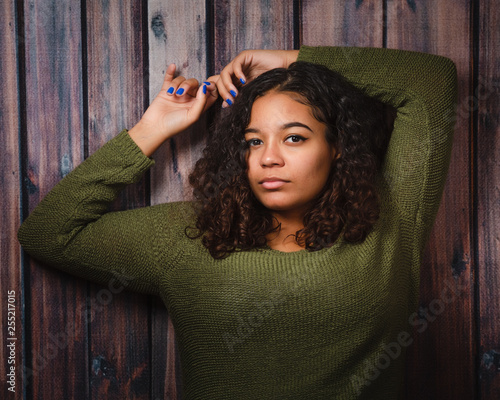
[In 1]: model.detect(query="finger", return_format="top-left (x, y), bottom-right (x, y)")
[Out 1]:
top-left (165, 75), bottom-right (187, 96)
top-left (202, 82), bottom-right (219, 111)
top-left (217, 65), bottom-right (240, 107)
top-left (160, 64), bottom-right (177, 92)
top-left (197, 81), bottom-right (219, 112)
top-left (231, 56), bottom-right (248, 86)
top-left (187, 84), bottom-right (213, 122)
top-left (175, 78), bottom-right (200, 97)
top-left (233, 65), bottom-right (247, 85)
top-left (203, 76), bottom-right (220, 100)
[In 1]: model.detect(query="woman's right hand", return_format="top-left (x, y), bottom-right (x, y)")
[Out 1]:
top-left (216, 50), bottom-right (299, 107)
top-left (129, 64), bottom-right (218, 156)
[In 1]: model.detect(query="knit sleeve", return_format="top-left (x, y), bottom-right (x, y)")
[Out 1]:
top-left (298, 46), bottom-right (457, 249)
top-left (17, 130), bottom-right (184, 296)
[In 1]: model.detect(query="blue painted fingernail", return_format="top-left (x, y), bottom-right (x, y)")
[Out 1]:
top-left (203, 85), bottom-right (207, 95)
top-left (176, 88), bottom-right (185, 95)
top-left (240, 78), bottom-right (246, 84)
top-left (230, 90), bottom-right (237, 97)
top-left (226, 98), bottom-right (233, 106)
top-left (167, 87), bottom-right (174, 94)
top-left (203, 81), bottom-right (211, 85)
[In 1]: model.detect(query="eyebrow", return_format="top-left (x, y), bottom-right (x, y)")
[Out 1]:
top-left (244, 122), bottom-right (314, 134)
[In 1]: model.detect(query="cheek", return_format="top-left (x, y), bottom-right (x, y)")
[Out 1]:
top-left (302, 158), bottom-right (333, 194)
top-left (304, 152), bottom-right (333, 178)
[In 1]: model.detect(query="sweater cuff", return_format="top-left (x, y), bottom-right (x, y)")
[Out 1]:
top-left (297, 45), bottom-right (318, 63)
top-left (104, 129), bottom-right (155, 175)
top-left (297, 45), bottom-right (359, 73)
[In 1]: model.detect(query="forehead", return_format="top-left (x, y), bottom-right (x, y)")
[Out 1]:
top-left (249, 91), bottom-right (319, 124)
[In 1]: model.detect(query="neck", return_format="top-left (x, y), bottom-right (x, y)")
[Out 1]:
top-left (266, 210), bottom-right (305, 252)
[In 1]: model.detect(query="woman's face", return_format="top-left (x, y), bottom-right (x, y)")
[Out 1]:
top-left (244, 91), bottom-right (338, 217)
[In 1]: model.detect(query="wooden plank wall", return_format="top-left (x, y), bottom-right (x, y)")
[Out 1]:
top-left (22, 2), bottom-right (88, 399)
top-left (1, 0), bottom-right (498, 398)
top-left (1, 0), bottom-right (23, 398)
top-left (385, 2), bottom-right (475, 399)
top-left (478, 0), bottom-right (500, 397)
top-left (86, 2), bottom-right (151, 399)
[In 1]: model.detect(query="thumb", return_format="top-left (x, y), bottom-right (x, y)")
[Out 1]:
top-left (188, 83), bottom-right (218, 121)
top-left (186, 84), bottom-right (210, 122)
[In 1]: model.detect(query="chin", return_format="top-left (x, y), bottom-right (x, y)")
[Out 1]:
top-left (259, 199), bottom-right (307, 215)
top-left (265, 204), bottom-right (292, 212)
top-left (256, 195), bottom-right (288, 209)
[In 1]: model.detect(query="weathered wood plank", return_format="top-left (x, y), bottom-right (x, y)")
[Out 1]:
top-left (214, 0), bottom-right (295, 72)
top-left (86, 1), bottom-right (151, 398)
top-left (147, 1), bottom-right (208, 397)
top-left (300, 0), bottom-right (384, 47)
top-left (0, 1), bottom-right (23, 397)
top-left (386, 1), bottom-right (474, 399)
top-left (477, 0), bottom-right (500, 396)
top-left (150, 298), bottom-right (183, 400)
top-left (148, 0), bottom-right (208, 203)
top-left (22, 0), bottom-right (88, 398)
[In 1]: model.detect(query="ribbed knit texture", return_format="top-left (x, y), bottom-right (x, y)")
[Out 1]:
top-left (18, 47), bottom-right (457, 399)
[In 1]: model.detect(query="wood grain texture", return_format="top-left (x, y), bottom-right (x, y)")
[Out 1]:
top-left (85, 1), bottom-right (151, 399)
top-left (477, 0), bottom-right (500, 397)
top-left (214, 0), bottom-right (295, 72)
top-left (150, 298), bottom-right (183, 400)
top-left (147, 2), bottom-right (208, 397)
top-left (5, 0), bottom-right (500, 398)
top-left (148, 0), bottom-right (208, 204)
top-left (0, 1), bottom-right (23, 397)
top-left (300, 0), bottom-right (384, 47)
top-left (386, 1), bottom-right (475, 399)
top-left (22, 0), bottom-right (88, 398)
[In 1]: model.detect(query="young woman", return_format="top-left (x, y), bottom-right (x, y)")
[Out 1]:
top-left (18, 46), bottom-right (457, 399)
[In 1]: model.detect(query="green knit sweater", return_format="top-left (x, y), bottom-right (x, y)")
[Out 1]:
top-left (18, 46), bottom-right (457, 399)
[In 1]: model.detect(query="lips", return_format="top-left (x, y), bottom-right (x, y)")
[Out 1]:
top-left (259, 177), bottom-right (289, 190)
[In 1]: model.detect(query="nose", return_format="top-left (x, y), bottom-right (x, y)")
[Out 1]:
top-left (260, 142), bottom-right (284, 167)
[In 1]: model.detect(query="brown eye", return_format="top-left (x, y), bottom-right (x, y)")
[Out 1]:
top-left (246, 138), bottom-right (262, 147)
top-left (285, 135), bottom-right (306, 143)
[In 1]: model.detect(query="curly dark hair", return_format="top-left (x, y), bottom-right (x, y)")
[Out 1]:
top-left (188, 61), bottom-right (392, 258)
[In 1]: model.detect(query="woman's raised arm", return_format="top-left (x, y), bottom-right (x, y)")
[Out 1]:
top-left (18, 66), bottom-right (217, 295)
top-left (299, 46), bottom-right (457, 249)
